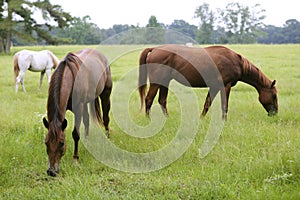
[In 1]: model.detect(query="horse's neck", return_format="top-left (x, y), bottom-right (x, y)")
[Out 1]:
top-left (59, 66), bottom-right (75, 115)
top-left (48, 66), bottom-right (75, 122)
top-left (240, 62), bottom-right (270, 92)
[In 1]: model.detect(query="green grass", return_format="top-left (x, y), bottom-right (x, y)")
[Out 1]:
top-left (0, 44), bottom-right (300, 199)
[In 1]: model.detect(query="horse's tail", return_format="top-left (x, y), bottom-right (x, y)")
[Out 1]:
top-left (13, 53), bottom-right (19, 83)
top-left (138, 48), bottom-right (153, 111)
top-left (48, 51), bottom-right (60, 69)
top-left (90, 97), bottom-right (103, 127)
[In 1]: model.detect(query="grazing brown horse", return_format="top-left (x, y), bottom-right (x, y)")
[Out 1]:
top-left (43, 49), bottom-right (112, 176)
top-left (139, 44), bottom-right (278, 120)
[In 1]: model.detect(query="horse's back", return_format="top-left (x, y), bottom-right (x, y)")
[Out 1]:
top-left (146, 45), bottom-right (243, 87)
top-left (72, 49), bottom-right (112, 100)
top-left (145, 45), bottom-right (219, 87)
top-left (75, 49), bottom-right (111, 80)
top-left (75, 49), bottom-right (109, 67)
top-left (15, 49), bottom-right (57, 71)
top-left (204, 46), bottom-right (243, 84)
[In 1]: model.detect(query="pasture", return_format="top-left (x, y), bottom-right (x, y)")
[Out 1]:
top-left (0, 44), bottom-right (299, 199)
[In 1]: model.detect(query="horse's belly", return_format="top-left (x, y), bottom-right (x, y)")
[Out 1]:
top-left (174, 77), bottom-right (205, 87)
top-left (29, 66), bottom-right (45, 72)
top-left (171, 69), bottom-right (207, 88)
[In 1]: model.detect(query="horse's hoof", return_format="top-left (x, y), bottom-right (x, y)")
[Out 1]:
top-left (47, 168), bottom-right (58, 177)
top-left (73, 156), bottom-right (79, 165)
top-left (73, 159), bottom-right (79, 165)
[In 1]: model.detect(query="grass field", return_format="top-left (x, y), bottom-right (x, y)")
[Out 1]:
top-left (0, 44), bottom-right (299, 199)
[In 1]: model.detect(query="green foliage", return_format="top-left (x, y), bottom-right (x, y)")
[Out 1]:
top-left (2, 2), bottom-right (299, 47)
top-left (168, 20), bottom-right (197, 40)
top-left (219, 3), bottom-right (266, 43)
top-left (56, 16), bottom-right (101, 45)
top-left (0, 44), bottom-right (300, 199)
top-left (193, 2), bottom-right (267, 44)
top-left (259, 19), bottom-right (300, 44)
top-left (0, 0), bottom-right (74, 52)
top-left (145, 16), bottom-right (165, 44)
top-left (194, 3), bottom-right (215, 44)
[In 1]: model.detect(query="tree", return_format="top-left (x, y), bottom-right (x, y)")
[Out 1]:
top-left (219, 3), bottom-right (266, 43)
top-left (258, 19), bottom-right (300, 44)
top-left (0, 0), bottom-right (73, 53)
top-left (146, 15), bottom-right (161, 28)
top-left (168, 19), bottom-right (197, 40)
top-left (194, 3), bottom-right (215, 44)
top-left (112, 24), bottom-right (130, 34)
top-left (57, 16), bottom-right (101, 44)
top-left (145, 15), bottom-right (165, 44)
top-left (283, 19), bottom-right (300, 43)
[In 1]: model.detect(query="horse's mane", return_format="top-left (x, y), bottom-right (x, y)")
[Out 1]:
top-left (241, 56), bottom-right (270, 87)
top-left (47, 52), bottom-right (82, 139)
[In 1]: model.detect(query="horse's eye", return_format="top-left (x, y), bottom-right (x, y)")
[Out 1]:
top-left (59, 141), bottom-right (64, 148)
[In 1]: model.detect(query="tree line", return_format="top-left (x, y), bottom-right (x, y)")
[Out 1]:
top-left (1, 1), bottom-right (299, 53)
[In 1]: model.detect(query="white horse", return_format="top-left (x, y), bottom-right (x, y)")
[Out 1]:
top-left (13, 50), bottom-right (60, 92)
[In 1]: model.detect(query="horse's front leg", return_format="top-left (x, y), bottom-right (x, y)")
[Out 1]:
top-left (72, 104), bottom-right (83, 163)
top-left (46, 69), bottom-right (52, 85)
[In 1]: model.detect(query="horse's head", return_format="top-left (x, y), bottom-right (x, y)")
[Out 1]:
top-left (259, 80), bottom-right (278, 116)
top-left (43, 117), bottom-right (67, 177)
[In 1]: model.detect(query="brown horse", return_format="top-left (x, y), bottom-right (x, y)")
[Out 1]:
top-left (43, 49), bottom-right (112, 176)
top-left (139, 44), bottom-right (278, 120)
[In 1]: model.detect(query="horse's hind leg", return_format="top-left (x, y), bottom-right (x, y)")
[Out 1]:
top-left (100, 87), bottom-right (112, 137)
top-left (39, 71), bottom-right (45, 91)
top-left (21, 78), bottom-right (26, 92)
top-left (158, 86), bottom-right (169, 116)
top-left (83, 103), bottom-right (89, 137)
top-left (220, 85), bottom-right (231, 121)
top-left (145, 84), bottom-right (160, 116)
top-left (201, 88), bottom-right (218, 117)
top-left (46, 69), bottom-right (52, 85)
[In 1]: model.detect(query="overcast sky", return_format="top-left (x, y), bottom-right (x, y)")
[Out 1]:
top-left (50, 0), bottom-right (299, 28)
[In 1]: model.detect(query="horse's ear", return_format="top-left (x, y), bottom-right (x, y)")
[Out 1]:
top-left (271, 80), bottom-right (276, 88)
top-left (62, 119), bottom-right (68, 131)
top-left (43, 117), bottom-right (49, 129)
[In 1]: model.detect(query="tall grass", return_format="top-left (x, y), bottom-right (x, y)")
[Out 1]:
top-left (0, 44), bottom-right (299, 199)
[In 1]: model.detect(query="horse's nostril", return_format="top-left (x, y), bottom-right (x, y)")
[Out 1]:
top-left (47, 169), bottom-right (57, 177)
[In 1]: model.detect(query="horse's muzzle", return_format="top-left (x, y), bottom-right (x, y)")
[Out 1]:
top-left (268, 110), bottom-right (278, 116)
